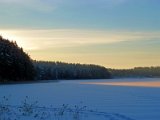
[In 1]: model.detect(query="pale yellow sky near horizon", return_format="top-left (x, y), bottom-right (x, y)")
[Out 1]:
top-left (1, 29), bottom-right (160, 69)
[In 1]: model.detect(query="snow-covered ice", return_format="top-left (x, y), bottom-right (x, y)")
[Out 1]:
top-left (0, 78), bottom-right (160, 120)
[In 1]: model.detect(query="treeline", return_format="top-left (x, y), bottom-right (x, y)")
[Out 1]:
top-left (34, 61), bottom-right (111, 80)
top-left (109, 67), bottom-right (160, 78)
top-left (1, 36), bottom-right (160, 82)
top-left (0, 36), bottom-right (111, 82)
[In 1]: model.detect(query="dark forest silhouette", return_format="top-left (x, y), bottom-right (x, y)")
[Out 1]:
top-left (0, 36), bottom-right (35, 82)
top-left (109, 67), bottom-right (160, 78)
top-left (34, 61), bottom-right (111, 80)
top-left (0, 36), bottom-right (111, 82)
top-left (0, 36), bottom-right (160, 82)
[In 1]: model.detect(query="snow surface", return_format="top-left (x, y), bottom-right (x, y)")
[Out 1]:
top-left (1, 78), bottom-right (160, 120)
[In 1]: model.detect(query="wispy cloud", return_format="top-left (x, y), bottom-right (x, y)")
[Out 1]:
top-left (1, 28), bottom-right (159, 68)
top-left (0, 29), bottom-right (160, 51)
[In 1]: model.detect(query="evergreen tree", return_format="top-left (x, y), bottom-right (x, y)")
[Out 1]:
top-left (0, 36), bottom-right (35, 82)
top-left (33, 61), bottom-right (111, 80)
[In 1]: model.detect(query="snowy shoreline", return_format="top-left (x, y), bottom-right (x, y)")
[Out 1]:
top-left (1, 77), bottom-right (160, 85)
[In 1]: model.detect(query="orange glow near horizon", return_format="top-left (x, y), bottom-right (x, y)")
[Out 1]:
top-left (0, 29), bottom-right (160, 69)
top-left (83, 81), bottom-right (160, 88)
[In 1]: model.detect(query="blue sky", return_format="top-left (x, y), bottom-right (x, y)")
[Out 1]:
top-left (0, 0), bottom-right (160, 30)
top-left (0, 0), bottom-right (160, 68)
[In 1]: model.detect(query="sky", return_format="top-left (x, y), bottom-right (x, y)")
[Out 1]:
top-left (0, 0), bottom-right (160, 68)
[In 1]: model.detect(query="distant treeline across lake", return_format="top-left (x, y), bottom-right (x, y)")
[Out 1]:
top-left (0, 36), bottom-right (160, 83)
top-left (34, 61), bottom-right (111, 80)
top-left (109, 67), bottom-right (160, 78)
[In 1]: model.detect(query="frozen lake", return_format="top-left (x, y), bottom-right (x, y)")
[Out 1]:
top-left (1, 78), bottom-right (160, 120)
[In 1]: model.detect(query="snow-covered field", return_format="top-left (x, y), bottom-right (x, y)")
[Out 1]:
top-left (1, 78), bottom-right (160, 120)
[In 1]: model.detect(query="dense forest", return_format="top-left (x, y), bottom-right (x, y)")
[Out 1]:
top-left (34, 61), bottom-right (111, 80)
top-left (0, 36), bottom-right (111, 82)
top-left (0, 36), bottom-right (35, 82)
top-left (0, 36), bottom-right (160, 82)
top-left (109, 67), bottom-right (160, 78)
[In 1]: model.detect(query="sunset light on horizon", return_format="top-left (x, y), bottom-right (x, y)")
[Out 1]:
top-left (0, 0), bottom-right (160, 68)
